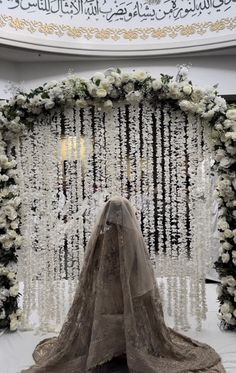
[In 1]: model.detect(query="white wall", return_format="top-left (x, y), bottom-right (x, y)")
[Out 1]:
top-left (17, 55), bottom-right (236, 96)
top-left (1, 55), bottom-right (236, 99)
top-left (0, 60), bottom-right (19, 100)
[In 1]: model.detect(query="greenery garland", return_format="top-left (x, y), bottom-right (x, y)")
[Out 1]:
top-left (0, 67), bottom-right (235, 330)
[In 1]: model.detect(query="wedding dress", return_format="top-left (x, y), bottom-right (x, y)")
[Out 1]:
top-left (22, 196), bottom-right (225, 373)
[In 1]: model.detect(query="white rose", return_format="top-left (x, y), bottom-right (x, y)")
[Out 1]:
top-left (44, 100), bottom-right (55, 110)
top-left (220, 277), bottom-right (228, 286)
top-left (222, 242), bottom-right (233, 250)
top-left (223, 312), bottom-right (233, 323)
top-left (226, 109), bottom-right (236, 120)
top-left (0, 288), bottom-right (9, 300)
top-left (179, 100), bottom-right (192, 111)
top-left (224, 229), bottom-right (234, 238)
top-left (227, 276), bottom-right (236, 287)
top-left (221, 301), bottom-right (234, 313)
top-left (7, 271), bottom-right (16, 281)
top-left (227, 287), bottom-right (235, 296)
top-left (124, 82), bottom-right (135, 93)
top-left (126, 91), bottom-right (143, 105)
top-left (44, 80), bottom-right (58, 89)
top-left (16, 94), bottom-right (27, 105)
top-left (10, 317), bottom-right (18, 331)
top-left (96, 88), bottom-right (107, 98)
top-left (75, 99), bottom-right (87, 108)
top-left (183, 84), bottom-right (192, 95)
top-left (215, 123), bottom-right (223, 131)
top-left (132, 71), bottom-right (148, 81)
top-left (14, 235), bottom-right (23, 247)
top-left (152, 79), bottom-right (162, 91)
top-left (120, 72), bottom-right (130, 83)
top-left (225, 132), bottom-right (236, 141)
top-left (226, 146), bottom-right (236, 156)
top-left (233, 310), bottom-right (236, 318)
top-left (221, 252), bottom-right (230, 263)
top-left (217, 219), bottom-right (229, 230)
top-left (220, 157), bottom-right (232, 168)
top-left (9, 284), bottom-right (19, 297)
top-left (93, 72), bottom-right (106, 82)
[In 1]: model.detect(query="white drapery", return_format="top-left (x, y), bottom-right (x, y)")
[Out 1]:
top-left (13, 102), bottom-right (213, 332)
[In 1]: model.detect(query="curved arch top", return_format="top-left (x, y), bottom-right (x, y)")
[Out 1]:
top-left (0, 1), bottom-right (236, 56)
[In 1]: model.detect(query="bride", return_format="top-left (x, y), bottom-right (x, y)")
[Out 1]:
top-left (22, 196), bottom-right (225, 372)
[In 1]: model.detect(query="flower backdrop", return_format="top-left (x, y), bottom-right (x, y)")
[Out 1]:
top-left (0, 67), bottom-right (235, 332)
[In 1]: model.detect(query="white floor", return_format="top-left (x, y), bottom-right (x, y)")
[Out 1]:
top-left (0, 284), bottom-right (235, 373)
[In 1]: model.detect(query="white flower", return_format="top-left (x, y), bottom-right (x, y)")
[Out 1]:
top-left (179, 100), bottom-right (192, 112)
top-left (14, 235), bottom-right (23, 247)
top-left (3, 206), bottom-right (17, 220)
top-left (10, 316), bottom-right (18, 331)
top-left (224, 229), bottom-right (234, 238)
top-left (168, 82), bottom-right (181, 98)
top-left (93, 72), bottom-right (106, 82)
top-left (227, 276), bottom-right (236, 287)
top-left (10, 220), bottom-right (19, 230)
top-left (226, 109), bottom-right (236, 120)
top-left (9, 284), bottom-right (19, 297)
top-left (152, 79), bottom-right (162, 91)
top-left (217, 218), bottom-right (229, 230)
top-left (221, 252), bottom-right (230, 263)
top-left (215, 123), bottom-right (223, 131)
top-left (103, 100), bottom-right (113, 111)
top-left (44, 99), bottom-right (55, 110)
top-left (220, 301), bottom-right (234, 313)
top-left (120, 72), bottom-right (130, 83)
top-left (132, 71), bottom-right (148, 82)
top-left (126, 91), bottom-right (143, 105)
top-left (96, 88), bottom-right (107, 98)
top-left (233, 310), bottom-right (236, 318)
top-left (227, 287), bottom-right (235, 296)
top-left (7, 271), bottom-right (16, 281)
top-left (220, 157), bottom-right (233, 168)
top-left (124, 82), bottom-right (135, 93)
top-left (44, 80), bottom-right (58, 89)
top-left (182, 84), bottom-right (192, 95)
top-left (222, 242), bottom-right (233, 250)
top-left (225, 132), bottom-right (236, 141)
top-left (75, 99), bottom-right (87, 108)
top-left (0, 288), bottom-right (9, 300)
top-left (222, 312), bottom-right (234, 323)
top-left (16, 94), bottom-right (27, 105)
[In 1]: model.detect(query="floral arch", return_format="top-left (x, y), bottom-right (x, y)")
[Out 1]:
top-left (0, 67), bottom-right (235, 332)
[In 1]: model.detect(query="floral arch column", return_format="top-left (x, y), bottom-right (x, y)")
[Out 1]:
top-left (0, 68), bottom-right (235, 332)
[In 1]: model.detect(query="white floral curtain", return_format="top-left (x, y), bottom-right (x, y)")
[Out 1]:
top-left (14, 102), bottom-right (212, 332)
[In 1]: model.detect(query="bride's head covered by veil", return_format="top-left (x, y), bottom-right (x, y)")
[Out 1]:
top-left (86, 196), bottom-right (155, 298)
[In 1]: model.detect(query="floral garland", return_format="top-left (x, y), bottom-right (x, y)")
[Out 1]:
top-left (213, 104), bottom-right (236, 329)
top-left (0, 67), bottom-right (235, 330)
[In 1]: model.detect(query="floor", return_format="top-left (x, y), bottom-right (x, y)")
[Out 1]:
top-left (0, 284), bottom-right (235, 373)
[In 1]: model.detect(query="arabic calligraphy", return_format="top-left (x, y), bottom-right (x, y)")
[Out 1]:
top-left (1, 0), bottom-right (235, 23)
